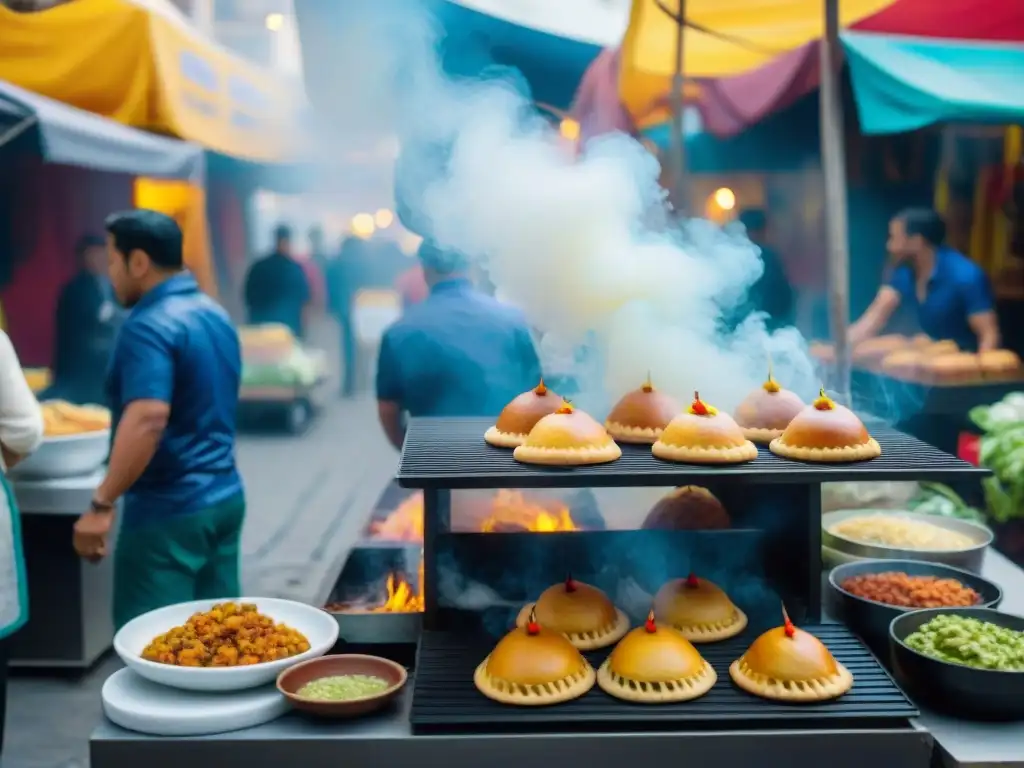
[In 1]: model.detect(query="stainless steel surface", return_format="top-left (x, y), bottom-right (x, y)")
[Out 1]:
top-left (9, 430), bottom-right (110, 480)
top-left (12, 469), bottom-right (104, 515)
top-left (329, 610), bottom-right (422, 644)
top-left (822, 509), bottom-right (992, 572)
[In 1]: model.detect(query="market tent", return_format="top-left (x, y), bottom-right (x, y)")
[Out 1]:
top-left (0, 0), bottom-right (304, 162)
top-left (842, 32), bottom-right (1024, 135)
top-left (0, 79), bottom-right (203, 179)
top-left (619, 0), bottom-right (1024, 135)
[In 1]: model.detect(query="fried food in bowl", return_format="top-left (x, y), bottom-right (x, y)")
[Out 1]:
top-left (116, 597), bottom-right (339, 691)
top-left (141, 602), bottom-right (311, 667)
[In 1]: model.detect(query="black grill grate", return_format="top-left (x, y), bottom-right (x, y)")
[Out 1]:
top-left (397, 417), bottom-right (986, 489)
top-left (411, 626), bottom-right (918, 733)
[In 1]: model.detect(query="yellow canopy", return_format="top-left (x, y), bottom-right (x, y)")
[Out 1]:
top-left (619, 0), bottom-right (895, 127)
top-left (0, 0), bottom-right (302, 162)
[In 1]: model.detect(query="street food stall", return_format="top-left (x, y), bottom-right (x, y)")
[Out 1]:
top-left (89, 393), bottom-right (1024, 767)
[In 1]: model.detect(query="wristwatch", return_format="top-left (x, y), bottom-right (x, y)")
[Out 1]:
top-left (90, 498), bottom-right (115, 513)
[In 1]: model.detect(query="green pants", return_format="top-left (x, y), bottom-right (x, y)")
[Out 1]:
top-left (113, 494), bottom-right (245, 631)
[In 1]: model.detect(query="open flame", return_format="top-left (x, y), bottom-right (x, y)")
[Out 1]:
top-left (369, 489), bottom-right (581, 542)
top-left (371, 558), bottom-right (425, 613)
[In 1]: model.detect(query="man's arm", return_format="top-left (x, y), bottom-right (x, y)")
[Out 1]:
top-left (94, 324), bottom-right (173, 505)
top-left (848, 286), bottom-right (902, 347)
top-left (963, 270), bottom-right (1001, 351)
top-left (375, 332), bottom-right (405, 450)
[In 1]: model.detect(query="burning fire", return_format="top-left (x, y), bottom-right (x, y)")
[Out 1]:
top-left (369, 489), bottom-right (580, 542)
top-left (372, 558), bottom-right (425, 613)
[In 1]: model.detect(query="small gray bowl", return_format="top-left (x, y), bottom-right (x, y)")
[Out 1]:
top-left (822, 509), bottom-right (993, 573)
top-left (829, 559), bottom-right (1002, 657)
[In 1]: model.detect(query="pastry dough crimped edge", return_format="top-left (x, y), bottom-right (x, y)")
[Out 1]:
top-left (604, 421), bottom-right (663, 444)
top-left (652, 440), bottom-right (758, 465)
top-left (769, 437), bottom-right (881, 463)
top-left (598, 657), bottom-right (717, 703)
top-left (513, 442), bottom-right (622, 466)
top-left (741, 426), bottom-right (785, 444)
top-left (729, 657), bottom-right (853, 702)
top-left (484, 426), bottom-right (528, 448)
top-left (515, 604), bottom-right (631, 651)
top-left (474, 658), bottom-right (596, 706)
top-left (667, 607), bottom-right (748, 643)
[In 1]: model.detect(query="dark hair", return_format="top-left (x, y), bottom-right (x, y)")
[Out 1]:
top-left (75, 234), bottom-right (105, 260)
top-left (418, 240), bottom-right (467, 275)
top-left (104, 209), bottom-right (183, 270)
top-left (274, 224), bottom-right (292, 242)
top-left (737, 208), bottom-right (767, 233)
top-left (897, 208), bottom-right (946, 247)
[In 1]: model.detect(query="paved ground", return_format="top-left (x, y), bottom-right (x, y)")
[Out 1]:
top-left (3, 323), bottom-right (397, 768)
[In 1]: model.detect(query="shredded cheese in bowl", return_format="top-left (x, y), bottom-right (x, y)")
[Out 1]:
top-left (829, 515), bottom-right (975, 551)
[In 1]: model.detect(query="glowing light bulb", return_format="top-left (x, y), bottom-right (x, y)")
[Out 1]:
top-left (351, 213), bottom-right (376, 239)
top-left (374, 209), bottom-right (394, 229)
top-left (559, 119), bottom-right (580, 142)
top-left (712, 187), bottom-right (736, 211)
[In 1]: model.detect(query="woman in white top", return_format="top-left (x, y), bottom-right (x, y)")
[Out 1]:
top-left (0, 329), bottom-right (44, 752)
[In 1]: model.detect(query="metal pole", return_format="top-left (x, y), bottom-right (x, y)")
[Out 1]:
top-left (819, 0), bottom-right (851, 404)
top-left (668, 0), bottom-right (688, 215)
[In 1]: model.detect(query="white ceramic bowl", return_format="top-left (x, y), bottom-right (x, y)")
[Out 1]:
top-left (114, 597), bottom-right (339, 692)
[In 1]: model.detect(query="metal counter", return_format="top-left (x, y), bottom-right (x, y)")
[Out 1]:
top-left (12, 470), bottom-right (116, 669)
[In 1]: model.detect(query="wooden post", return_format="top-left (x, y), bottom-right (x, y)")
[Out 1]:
top-left (669, 0), bottom-right (688, 215)
top-left (819, 0), bottom-right (852, 404)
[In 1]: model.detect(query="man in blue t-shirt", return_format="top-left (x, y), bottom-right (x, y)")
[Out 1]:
top-left (72, 210), bottom-right (245, 630)
top-left (375, 242), bottom-right (541, 449)
top-left (849, 208), bottom-right (1000, 351)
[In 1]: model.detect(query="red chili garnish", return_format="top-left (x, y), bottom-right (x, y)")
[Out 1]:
top-left (782, 603), bottom-right (796, 638)
top-left (565, 574), bottom-right (576, 593)
top-left (690, 391), bottom-right (708, 415)
top-left (812, 388), bottom-right (835, 411)
top-left (642, 371), bottom-right (654, 393)
top-left (686, 573), bottom-right (700, 588)
top-left (534, 377), bottom-right (548, 396)
top-left (555, 399), bottom-right (574, 415)
top-left (527, 606), bottom-right (540, 636)
top-left (645, 610), bottom-right (657, 633)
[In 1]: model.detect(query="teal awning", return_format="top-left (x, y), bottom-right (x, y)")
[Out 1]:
top-left (841, 31), bottom-right (1024, 135)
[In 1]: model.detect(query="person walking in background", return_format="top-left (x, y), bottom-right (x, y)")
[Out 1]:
top-left (849, 208), bottom-right (1000, 351)
top-left (72, 210), bottom-right (245, 631)
top-left (46, 235), bottom-right (122, 404)
top-left (738, 208), bottom-right (795, 330)
top-left (376, 241), bottom-right (541, 449)
top-left (0, 330), bottom-right (44, 754)
top-left (244, 224), bottom-right (311, 339)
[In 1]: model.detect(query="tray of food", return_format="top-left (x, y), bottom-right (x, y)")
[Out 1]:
top-left (890, 608), bottom-right (1024, 720)
top-left (10, 401), bottom-right (111, 479)
top-left (827, 559), bottom-right (1002, 656)
top-left (821, 509), bottom-right (993, 573)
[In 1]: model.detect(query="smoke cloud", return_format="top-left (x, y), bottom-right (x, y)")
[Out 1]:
top-left (309, 4), bottom-right (818, 412)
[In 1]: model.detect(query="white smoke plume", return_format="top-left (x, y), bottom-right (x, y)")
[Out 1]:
top-left (309, 4), bottom-right (818, 413)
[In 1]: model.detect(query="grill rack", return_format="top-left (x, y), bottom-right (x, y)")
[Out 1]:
top-left (397, 417), bottom-right (986, 489)
top-left (411, 625), bottom-right (918, 733)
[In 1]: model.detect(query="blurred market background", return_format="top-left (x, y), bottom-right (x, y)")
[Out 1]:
top-left (0, 0), bottom-right (1023, 765)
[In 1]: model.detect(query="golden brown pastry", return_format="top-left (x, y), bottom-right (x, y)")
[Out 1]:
top-left (485, 378), bottom-right (563, 448)
top-left (516, 575), bottom-right (629, 651)
top-left (852, 335), bottom-right (909, 366)
top-left (979, 349), bottom-right (1021, 376)
top-left (922, 339), bottom-right (959, 357)
top-left (475, 607), bottom-right (596, 705)
top-left (729, 606), bottom-right (853, 702)
top-left (922, 352), bottom-right (980, 383)
top-left (880, 349), bottom-right (925, 380)
top-left (604, 374), bottom-right (680, 444)
top-left (770, 389), bottom-right (881, 462)
top-left (513, 401), bottom-right (622, 466)
top-left (733, 370), bottom-right (805, 444)
top-left (641, 486), bottom-right (731, 530)
top-left (598, 611), bottom-right (717, 703)
top-left (910, 333), bottom-right (934, 348)
top-left (653, 573), bottom-right (747, 642)
top-left (652, 392), bottom-right (758, 465)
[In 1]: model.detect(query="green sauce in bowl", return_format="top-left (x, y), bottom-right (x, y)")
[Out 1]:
top-left (296, 674), bottom-right (391, 700)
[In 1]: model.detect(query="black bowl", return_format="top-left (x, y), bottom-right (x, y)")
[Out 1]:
top-left (828, 559), bottom-right (1002, 658)
top-left (889, 607), bottom-right (1024, 721)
